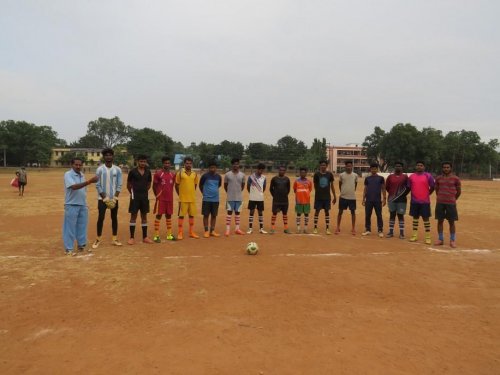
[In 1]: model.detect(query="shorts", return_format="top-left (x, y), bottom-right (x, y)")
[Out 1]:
top-left (409, 202), bottom-right (431, 218)
top-left (295, 203), bottom-right (311, 215)
top-left (154, 200), bottom-right (173, 216)
top-left (339, 198), bottom-right (356, 211)
top-left (178, 202), bottom-right (196, 217)
top-left (248, 200), bottom-right (264, 211)
top-left (226, 201), bottom-right (242, 213)
top-left (435, 203), bottom-right (458, 221)
top-left (202, 201), bottom-right (219, 217)
top-left (18, 181), bottom-right (27, 186)
top-left (272, 202), bottom-right (289, 214)
top-left (388, 201), bottom-right (407, 215)
top-left (314, 199), bottom-right (331, 211)
top-left (129, 198), bottom-right (149, 214)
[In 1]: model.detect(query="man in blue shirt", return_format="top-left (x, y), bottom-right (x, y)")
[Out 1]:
top-left (63, 157), bottom-right (98, 256)
top-left (199, 160), bottom-right (222, 238)
top-left (362, 162), bottom-right (387, 237)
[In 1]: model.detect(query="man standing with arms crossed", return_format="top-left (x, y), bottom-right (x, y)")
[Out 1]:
top-left (269, 165), bottom-right (291, 234)
top-left (434, 162), bottom-right (461, 248)
top-left (408, 161), bottom-right (435, 245)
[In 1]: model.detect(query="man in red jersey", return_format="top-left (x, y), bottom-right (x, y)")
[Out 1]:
top-left (153, 157), bottom-right (176, 242)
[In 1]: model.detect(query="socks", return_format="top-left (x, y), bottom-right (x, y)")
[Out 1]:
top-left (438, 232), bottom-right (444, 241)
top-left (129, 222), bottom-right (136, 238)
top-left (249, 215), bottom-right (254, 229)
top-left (188, 217), bottom-right (194, 232)
top-left (424, 220), bottom-right (431, 238)
top-left (399, 219), bottom-right (404, 235)
top-left (304, 215), bottom-right (309, 228)
top-left (258, 215), bottom-right (264, 229)
top-left (166, 218), bottom-right (172, 235)
top-left (226, 215), bottom-right (231, 232)
top-left (271, 214), bottom-right (277, 229)
top-left (142, 223), bottom-right (148, 239)
top-left (178, 217), bottom-right (184, 233)
top-left (389, 219), bottom-right (395, 234)
top-left (412, 218), bottom-right (419, 236)
top-left (314, 215), bottom-right (318, 228)
top-left (450, 233), bottom-right (456, 241)
top-left (325, 215), bottom-right (330, 229)
top-left (283, 214), bottom-right (288, 229)
top-left (235, 214), bottom-right (241, 230)
top-left (154, 219), bottom-right (160, 236)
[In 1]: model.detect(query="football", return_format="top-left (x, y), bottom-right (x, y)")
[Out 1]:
top-left (246, 242), bottom-right (259, 255)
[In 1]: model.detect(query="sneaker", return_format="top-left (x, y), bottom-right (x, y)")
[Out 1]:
top-left (313, 228), bottom-right (318, 234)
top-left (177, 232), bottom-right (184, 240)
top-left (269, 229), bottom-right (275, 234)
top-left (143, 237), bottom-right (154, 244)
top-left (296, 227), bottom-right (301, 234)
top-left (189, 232), bottom-right (200, 239)
top-left (334, 228), bottom-right (340, 235)
top-left (225, 230), bottom-right (230, 237)
top-left (203, 231), bottom-right (210, 238)
top-left (284, 229), bottom-right (291, 234)
top-left (112, 239), bottom-right (122, 246)
top-left (127, 238), bottom-right (135, 245)
top-left (434, 240), bottom-right (444, 246)
top-left (246, 228), bottom-right (253, 234)
top-left (65, 250), bottom-right (74, 256)
top-left (235, 229), bottom-right (245, 235)
top-left (92, 239), bottom-right (100, 249)
top-left (386, 232), bottom-right (394, 238)
top-left (259, 228), bottom-right (268, 234)
top-left (166, 234), bottom-right (175, 241)
top-left (450, 240), bottom-right (457, 248)
top-left (399, 234), bottom-right (405, 240)
top-left (425, 237), bottom-right (432, 245)
top-left (153, 235), bottom-right (161, 243)
top-left (210, 231), bottom-right (220, 237)
top-left (77, 246), bottom-right (85, 253)
top-left (326, 228), bottom-right (332, 235)
top-left (362, 231), bottom-right (371, 236)
top-left (378, 232), bottom-right (384, 238)
top-left (409, 235), bottom-right (418, 242)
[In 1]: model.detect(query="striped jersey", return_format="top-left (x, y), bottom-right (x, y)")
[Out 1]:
top-left (247, 173), bottom-right (266, 201)
top-left (96, 164), bottom-right (122, 200)
top-left (435, 174), bottom-right (461, 204)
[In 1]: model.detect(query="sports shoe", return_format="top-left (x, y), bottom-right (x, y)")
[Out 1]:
top-left (386, 232), bottom-right (394, 238)
top-left (189, 232), bottom-right (200, 239)
top-left (210, 231), bottom-right (220, 237)
top-left (409, 235), bottom-right (418, 242)
top-left (284, 229), bottom-right (291, 234)
top-left (235, 229), bottom-right (245, 235)
top-left (246, 228), bottom-right (253, 234)
top-left (378, 232), bottom-right (384, 238)
top-left (225, 230), bottom-right (230, 237)
top-left (65, 250), bottom-right (73, 256)
top-left (450, 240), bottom-right (457, 248)
top-left (269, 229), bottom-right (275, 234)
top-left (203, 231), bottom-right (210, 238)
top-left (259, 228), bottom-right (268, 234)
top-left (326, 228), bottom-right (332, 235)
top-left (177, 232), bottom-right (184, 240)
top-left (92, 239), bottom-right (100, 249)
top-left (166, 234), bottom-right (175, 241)
top-left (77, 246), bottom-right (85, 253)
top-left (362, 231), bottom-right (371, 236)
top-left (425, 237), bottom-right (432, 245)
top-left (313, 228), bottom-right (318, 234)
top-left (143, 237), bottom-right (154, 244)
top-left (399, 234), bottom-right (405, 240)
top-left (112, 239), bottom-right (122, 246)
top-left (153, 235), bottom-right (161, 243)
top-left (434, 240), bottom-right (444, 246)
top-left (127, 238), bottom-right (135, 245)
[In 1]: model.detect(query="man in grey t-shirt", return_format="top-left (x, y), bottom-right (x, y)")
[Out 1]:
top-left (223, 158), bottom-right (246, 236)
top-left (336, 161), bottom-right (358, 235)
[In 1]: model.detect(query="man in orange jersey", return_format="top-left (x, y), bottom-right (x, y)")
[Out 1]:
top-left (293, 167), bottom-right (313, 234)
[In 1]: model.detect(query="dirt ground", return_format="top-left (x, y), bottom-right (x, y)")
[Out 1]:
top-left (0, 169), bottom-right (499, 374)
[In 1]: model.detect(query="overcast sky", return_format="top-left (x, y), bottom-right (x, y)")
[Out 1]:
top-left (1, 0), bottom-right (499, 147)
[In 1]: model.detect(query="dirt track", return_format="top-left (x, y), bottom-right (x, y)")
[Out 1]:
top-left (1, 170), bottom-right (499, 374)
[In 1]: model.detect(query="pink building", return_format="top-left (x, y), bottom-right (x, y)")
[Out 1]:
top-left (326, 143), bottom-right (370, 174)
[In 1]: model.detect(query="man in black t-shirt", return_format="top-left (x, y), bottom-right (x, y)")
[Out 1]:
top-left (269, 165), bottom-right (291, 234)
top-left (127, 155), bottom-right (153, 244)
top-left (313, 160), bottom-right (337, 235)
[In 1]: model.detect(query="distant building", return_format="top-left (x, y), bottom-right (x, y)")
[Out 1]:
top-left (326, 143), bottom-right (369, 174)
top-left (50, 148), bottom-right (103, 167)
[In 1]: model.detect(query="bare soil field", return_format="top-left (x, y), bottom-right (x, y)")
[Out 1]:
top-left (0, 169), bottom-right (499, 374)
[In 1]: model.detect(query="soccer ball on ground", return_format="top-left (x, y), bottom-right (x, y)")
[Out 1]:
top-left (246, 242), bottom-right (259, 255)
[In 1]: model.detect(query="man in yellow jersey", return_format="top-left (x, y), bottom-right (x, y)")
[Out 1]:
top-left (175, 157), bottom-right (199, 240)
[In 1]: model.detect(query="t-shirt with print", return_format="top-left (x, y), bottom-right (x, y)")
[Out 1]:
top-left (153, 170), bottom-right (175, 202)
top-left (313, 172), bottom-right (334, 201)
top-left (293, 178), bottom-right (313, 204)
top-left (385, 173), bottom-right (409, 203)
top-left (247, 173), bottom-right (266, 202)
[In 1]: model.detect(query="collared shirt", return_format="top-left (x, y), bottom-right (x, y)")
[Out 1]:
top-left (175, 169), bottom-right (199, 203)
top-left (64, 169), bottom-right (87, 206)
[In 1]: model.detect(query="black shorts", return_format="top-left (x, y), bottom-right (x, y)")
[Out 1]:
top-left (314, 199), bottom-right (331, 211)
top-left (339, 198), bottom-right (356, 211)
top-left (272, 202), bottom-right (289, 214)
top-left (409, 202), bottom-right (431, 218)
top-left (248, 200), bottom-right (264, 211)
top-left (202, 201), bottom-right (219, 217)
top-left (129, 198), bottom-right (149, 214)
top-left (435, 203), bottom-right (458, 221)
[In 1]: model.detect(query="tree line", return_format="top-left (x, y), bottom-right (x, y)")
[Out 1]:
top-left (1, 118), bottom-right (498, 176)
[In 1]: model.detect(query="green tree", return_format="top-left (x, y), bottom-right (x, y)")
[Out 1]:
top-left (246, 142), bottom-right (274, 161)
top-left (127, 127), bottom-right (175, 163)
top-left (275, 135), bottom-right (307, 166)
top-left (362, 126), bottom-right (387, 170)
top-left (86, 116), bottom-right (129, 148)
top-left (70, 134), bottom-right (105, 148)
top-left (215, 140), bottom-right (244, 159)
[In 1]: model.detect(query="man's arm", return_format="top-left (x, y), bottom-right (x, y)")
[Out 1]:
top-left (115, 168), bottom-right (122, 197)
top-left (330, 174), bottom-right (337, 204)
top-left (455, 178), bottom-right (462, 200)
top-left (246, 176), bottom-right (251, 193)
top-left (381, 180), bottom-right (387, 206)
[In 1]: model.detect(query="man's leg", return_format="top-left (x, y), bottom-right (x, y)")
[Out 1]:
top-left (141, 212), bottom-right (151, 242)
top-left (374, 202), bottom-right (383, 236)
top-left (423, 216), bottom-right (431, 244)
top-left (210, 214), bottom-right (219, 236)
top-left (76, 205), bottom-right (88, 250)
top-left (324, 209), bottom-right (331, 234)
top-left (203, 215), bottom-right (210, 236)
top-left (63, 205), bottom-right (77, 253)
top-left (397, 213), bottom-right (405, 238)
top-left (248, 208), bottom-right (255, 233)
top-left (313, 208), bottom-right (320, 233)
top-left (336, 209), bottom-right (343, 234)
top-left (364, 202), bottom-right (373, 234)
top-left (449, 220), bottom-right (456, 247)
top-left (258, 209), bottom-right (266, 233)
top-left (410, 216), bottom-right (420, 242)
top-left (436, 219), bottom-right (445, 245)
top-left (129, 212), bottom-right (137, 244)
top-left (388, 211), bottom-right (396, 236)
top-left (282, 206), bottom-right (289, 233)
top-left (225, 210), bottom-right (232, 236)
top-left (111, 203), bottom-right (119, 241)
